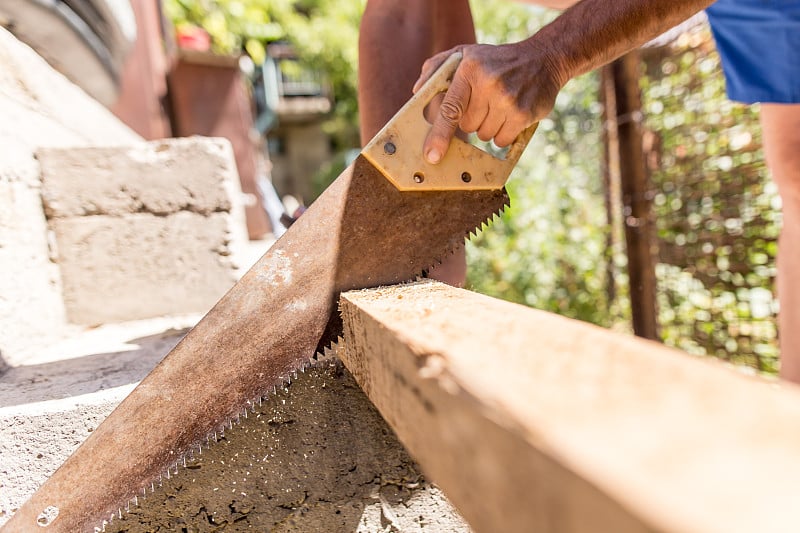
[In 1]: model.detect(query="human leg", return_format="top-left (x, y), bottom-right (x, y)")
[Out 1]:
top-left (706, 0), bottom-right (800, 379)
top-left (358, 0), bottom-right (475, 286)
top-left (760, 104), bottom-right (800, 383)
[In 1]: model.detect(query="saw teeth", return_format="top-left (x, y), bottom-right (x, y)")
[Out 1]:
top-left (100, 353), bottom-right (337, 531)
top-left (120, 354), bottom-right (331, 519)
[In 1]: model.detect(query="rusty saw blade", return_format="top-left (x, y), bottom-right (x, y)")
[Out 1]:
top-left (3, 53), bottom-right (533, 532)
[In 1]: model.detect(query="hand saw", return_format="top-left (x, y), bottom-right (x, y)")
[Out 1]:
top-left (3, 53), bottom-right (536, 532)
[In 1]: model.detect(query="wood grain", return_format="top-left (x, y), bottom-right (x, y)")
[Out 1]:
top-left (340, 280), bottom-right (800, 533)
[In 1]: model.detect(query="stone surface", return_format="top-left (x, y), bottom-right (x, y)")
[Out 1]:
top-left (102, 359), bottom-right (469, 533)
top-left (0, 316), bottom-right (197, 524)
top-left (0, 320), bottom-right (469, 532)
top-left (0, 26), bottom-right (140, 357)
top-left (38, 138), bottom-right (249, 325)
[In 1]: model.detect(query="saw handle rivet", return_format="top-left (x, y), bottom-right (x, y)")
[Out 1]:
top-left (461, 172), bottom-right (472, 183)
top-left (383, 142), bottom-right (396, 155)
top-left (413, 172), bottom-right (425, 184)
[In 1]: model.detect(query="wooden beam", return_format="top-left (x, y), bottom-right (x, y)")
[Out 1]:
top-left (339, 280), bottom-right (800, 533)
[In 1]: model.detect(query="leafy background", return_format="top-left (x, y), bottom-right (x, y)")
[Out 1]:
top-left (163, 0), bottom-right (780, 373)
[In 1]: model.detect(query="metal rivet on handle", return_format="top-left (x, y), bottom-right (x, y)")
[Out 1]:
top-left (461, 172), bottom-right (472, 183)
top-left (413, 172), bottom-right (424, 184)
top-left (383, 142), bottom-right (396, 155)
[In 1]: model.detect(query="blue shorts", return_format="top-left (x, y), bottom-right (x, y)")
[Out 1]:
top-left (706, 0), bottom-right (800, 103)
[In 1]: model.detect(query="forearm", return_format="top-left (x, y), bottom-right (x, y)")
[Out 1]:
top-left (358, 0), bottom-right (474, 145)
top-left (532, 0), bottom-right (714, 84)
top-left (518, 0), bottom-right (577, 10)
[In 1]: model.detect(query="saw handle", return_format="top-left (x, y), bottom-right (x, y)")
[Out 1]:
top-left (362, 52), bottom-right (537, 191)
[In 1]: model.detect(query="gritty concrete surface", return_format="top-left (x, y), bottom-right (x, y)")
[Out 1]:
top-left (0, 26), bottom-right (140, 357)
top-left (0, 341), bottom-right (469, 531)
top-left (102, 359), bottom-right (469, 533)
top-left (0, 315), bottom-right (198, 521)
top-left (38, 139), bottom-right (249, 324)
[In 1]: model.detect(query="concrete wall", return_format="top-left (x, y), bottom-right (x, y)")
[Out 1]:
top-left (0, 27), bottom-right (140, 360)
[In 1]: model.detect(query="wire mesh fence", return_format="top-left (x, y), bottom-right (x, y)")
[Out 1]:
top-left (640, 21), bottom-right (781, 373)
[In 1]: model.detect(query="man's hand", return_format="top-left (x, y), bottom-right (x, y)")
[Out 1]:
top-left (413, 40), bottom-right (566, 164)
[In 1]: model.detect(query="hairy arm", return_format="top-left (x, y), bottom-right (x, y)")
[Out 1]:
top-left (418, 0), bottom-right (715, 163)
top-left (541, 0), bottom-right (713, 80)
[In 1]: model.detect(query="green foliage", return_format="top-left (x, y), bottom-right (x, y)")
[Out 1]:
top-left (465, 2), bottom-right (619, 327)
top-left (163, 0), bottom-right (287, 62)
top-left (163, 0), bottom-right (364, 148)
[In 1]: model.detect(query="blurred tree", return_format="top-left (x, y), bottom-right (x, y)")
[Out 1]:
top-left (640, 26), bottom-right (778, 372)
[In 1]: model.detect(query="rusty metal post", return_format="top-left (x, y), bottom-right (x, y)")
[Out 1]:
top-left (609, 52), bottom-right (659, 340)
top-left (600, 65), bottom-right (619, 309)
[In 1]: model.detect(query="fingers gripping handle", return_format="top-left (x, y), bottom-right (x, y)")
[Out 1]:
top-left (361, 52), bottom-right (537, 191)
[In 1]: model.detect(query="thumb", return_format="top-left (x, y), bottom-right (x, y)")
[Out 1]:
top-left (424, 72), bottom-right (471, 164)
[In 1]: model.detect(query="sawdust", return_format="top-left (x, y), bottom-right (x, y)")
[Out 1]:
top-left (103, 360), bottom-right (470, 532)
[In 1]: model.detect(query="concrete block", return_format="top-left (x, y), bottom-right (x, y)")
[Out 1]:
top-left (38, 138), bottom-right (249, 324)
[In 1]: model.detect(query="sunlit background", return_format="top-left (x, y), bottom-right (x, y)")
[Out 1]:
top-left (2, 0), bottom-right (780, 373)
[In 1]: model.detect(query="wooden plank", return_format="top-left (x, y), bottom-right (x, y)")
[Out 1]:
top-left (339, 280), bottom-right (800, 533)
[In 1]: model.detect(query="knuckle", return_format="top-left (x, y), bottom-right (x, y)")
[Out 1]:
top-left (439, 99), bottom-right (464, 124)
top-left (421, 57), bottom-right (437, 72)
top-left (497, 88), bottom-right (518, 111)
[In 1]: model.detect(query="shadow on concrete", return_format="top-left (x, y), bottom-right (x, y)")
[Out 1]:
top-left (0, 349), bottom-right (9, 377)
top-left (0, 328), bottom-right (189, 408)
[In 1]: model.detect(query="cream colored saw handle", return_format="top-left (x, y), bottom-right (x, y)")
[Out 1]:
top-left (362, 52), bottom-right (537, 191)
